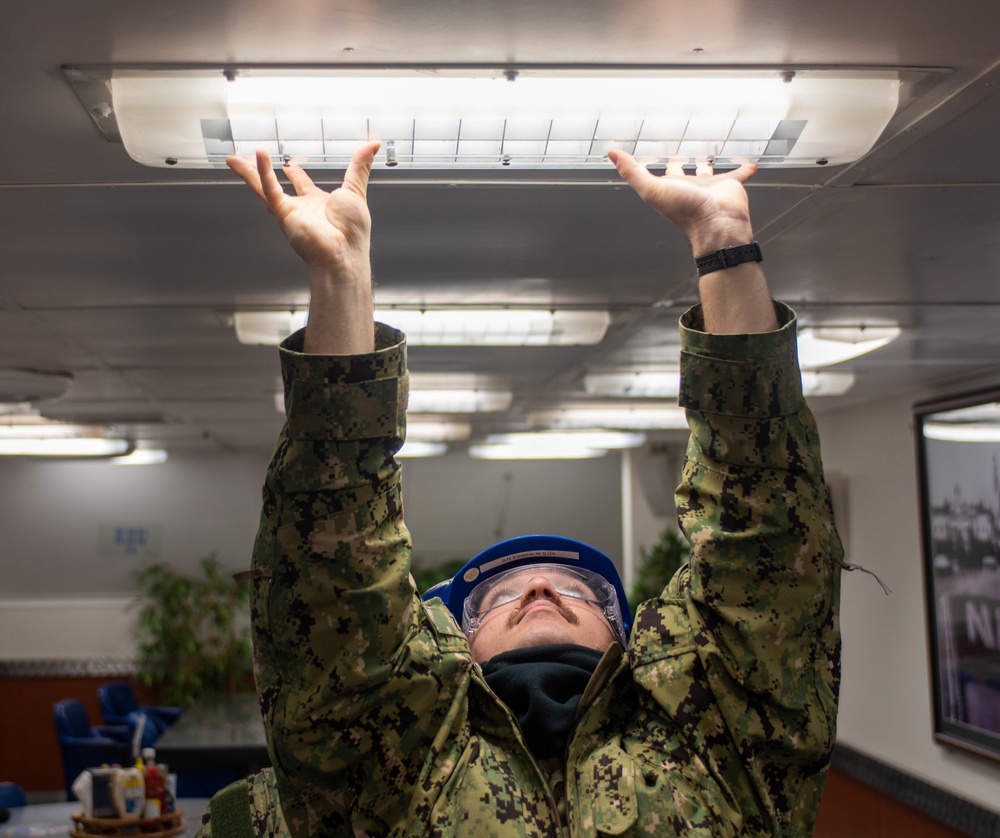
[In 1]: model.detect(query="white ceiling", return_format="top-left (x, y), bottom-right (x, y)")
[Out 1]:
top-left (4, 0), bottom-right (1000, 455)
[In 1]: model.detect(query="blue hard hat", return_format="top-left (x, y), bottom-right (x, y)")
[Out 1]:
top-left (422, 534), bottom-right (633, 641)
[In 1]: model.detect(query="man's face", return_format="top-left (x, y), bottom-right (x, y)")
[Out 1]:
top-left (465, 566), bottom-right (617, 663)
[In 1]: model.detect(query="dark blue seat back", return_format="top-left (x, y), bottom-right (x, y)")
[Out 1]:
top-left (0, 782), bottom-right (26, 808)
top-left (97, 681), bottom-right (138, 725)
top-left (53, 699), bottom-right (131, 799)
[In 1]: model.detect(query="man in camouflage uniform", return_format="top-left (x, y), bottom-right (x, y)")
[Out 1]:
top-left (198, 141), bottom-right (843, 837)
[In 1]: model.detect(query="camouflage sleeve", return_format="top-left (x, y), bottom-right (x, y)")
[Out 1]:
top-left (249, 324), bottom-right (471, 837)
top-left (633, 302), bottom-right (843, 832)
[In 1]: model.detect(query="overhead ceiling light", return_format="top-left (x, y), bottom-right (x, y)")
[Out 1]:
top-left (470, 438), bottom-right (607, 459)
top-left (528, 404), bottom-right (689, 430)
top-left (380, 309), bottom-right (609, 346)
top-left (797, 326), bottom-right (900, 368)
top-left (235, 311), bottom-right (306, 346)
top-left (487, 430), bottom-right (646, 449)
top-left (922, 423), bottom-right (1000, 443)
top-left (0, 437), bottom-right (133, 457)
top-left (397, 441), bottom-right (448, 458)
top-left (409, 373), bottom-right (512, 414)
top-left (406, 421), bottom-right (472, 442)
top-left (408, 389), bottom-right (513, 413)
top-left (67, 65), bottom-right (905, 170)
top-left (584, 370), bottom-right (680, 398)
top-left (234, 308), bottom-right (609, 346)
top-left (111, 448), bottom-right (169, 465)
top-left (800, 370), bottom-right (856, 396)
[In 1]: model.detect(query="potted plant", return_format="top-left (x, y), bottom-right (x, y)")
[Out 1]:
top-left (132, 553), bottom-right (253, 707)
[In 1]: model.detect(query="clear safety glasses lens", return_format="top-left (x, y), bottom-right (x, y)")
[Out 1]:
top-left (461, 563), bottom-right (615, 632)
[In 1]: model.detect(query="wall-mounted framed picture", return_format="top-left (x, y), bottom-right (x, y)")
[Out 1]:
top-left (914, 387), bottom-right (1000, 764)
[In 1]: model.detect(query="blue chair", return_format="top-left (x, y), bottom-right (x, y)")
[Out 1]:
top-left (0, 782), bottom-right (26, 808)
top-left (97, 681), bottom-right (183, 747)
top-left (53, 699), bottom-right (132, 799)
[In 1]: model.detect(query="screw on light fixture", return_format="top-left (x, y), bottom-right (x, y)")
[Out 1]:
top-left (501, 154), bottom-right (511, 166)
top-left (503, 70), bottom-right (518, 82)
top-left (223, 69), bottom-right (238, 83)
top-left (165, 157), bottom-right (178, 165)
top-left (781, 71), bottom-right (796, 84)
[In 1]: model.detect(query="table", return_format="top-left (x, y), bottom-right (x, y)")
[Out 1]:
top-left (0, 799), bottom-right (210, 837)
top-left (155, 692), bottom-right (268, 774)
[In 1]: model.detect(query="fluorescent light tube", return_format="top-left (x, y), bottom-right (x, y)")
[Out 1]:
top-left (486, 431), bottom-right (646, 450)
top-left (76, 66), bottom-right (903, 170)
top-left (0, 438), bottom-right (133, 457)
top-left (235, 308), bottom-right (609, 346)
top-left (797, 326), bottom-right (900, 368)
top-left (111, 449), bottom-right (169, 465)
top-left (584, 370), bottom-right (680, 398)
top-left (923, 423), bottom-right (1000, 443)
top-left (408, 389), bottom-right (512, 413)
top-left (380, 309), bottom-right (609, 346)
top-left (397, 441), bottom-right (448, 458)
top-left (528, 405), bottom-right (689, 430)
top-left (470, 440), bottom-right (607, 459)
top-left (405, 421), bottom-right (472, 442)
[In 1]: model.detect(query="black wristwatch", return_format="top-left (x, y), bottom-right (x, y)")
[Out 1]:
top-left (694, 242), bottom-right (763, 277)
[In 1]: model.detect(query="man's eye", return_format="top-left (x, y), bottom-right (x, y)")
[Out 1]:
top-left (483, 586), bottom-right (517, 609)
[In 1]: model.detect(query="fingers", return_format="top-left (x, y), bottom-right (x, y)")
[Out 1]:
top-left (608, 149), bottom-right (659, 201)
top-left (225, 154), bottom-right (266, 203)
top-left (255, 148), bottom-right (288, 211)
top-left (341, 140), bottom-right (382, 201)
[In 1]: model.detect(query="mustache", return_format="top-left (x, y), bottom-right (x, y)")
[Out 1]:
top-left (507, 591), bottom-right (580, 628)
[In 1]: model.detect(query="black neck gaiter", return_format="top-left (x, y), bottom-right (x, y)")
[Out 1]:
top-left (480, 643), bottom-right (603, 760)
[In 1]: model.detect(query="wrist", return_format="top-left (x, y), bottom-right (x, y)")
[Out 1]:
top-left (686, 220), bottom-right (754, 259)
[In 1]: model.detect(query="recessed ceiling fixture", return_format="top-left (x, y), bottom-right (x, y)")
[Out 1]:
top-left (923, 423), bottom-right (1000, 443)
top-left (0, 437), bottom-right (133, 457)
top-left (528, 404), bottom-right (689, 430)
top-left (797, 326), bottom-right (901, 368)
top-left (234, 308), bottom-right (609, 346)
top-left (66, 65), bottom-right (906, 170)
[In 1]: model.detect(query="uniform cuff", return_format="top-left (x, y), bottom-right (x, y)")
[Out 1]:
top-left (678, 302), bottom-right (802, 418)
top-left (277, 323), bottom-right (408, 440)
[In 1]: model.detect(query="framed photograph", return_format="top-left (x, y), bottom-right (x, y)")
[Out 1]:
top-left (915, 388), bottom-right (1000, 763)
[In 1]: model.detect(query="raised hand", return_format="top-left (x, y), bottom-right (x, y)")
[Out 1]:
top-left (227, 141), bottom-right (382, 355)
top-left (609, 151), bottom-right (777, 334)
top-left (608, 151), bottom-right (756, 258)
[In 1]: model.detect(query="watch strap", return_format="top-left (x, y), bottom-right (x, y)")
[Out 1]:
top-left (695, 242), bottom-right (763, 277)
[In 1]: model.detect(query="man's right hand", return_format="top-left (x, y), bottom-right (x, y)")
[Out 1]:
top-left (227, 141), bottom-right (381, 355)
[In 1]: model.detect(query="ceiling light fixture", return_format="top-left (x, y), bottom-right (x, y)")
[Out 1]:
top-left (487, 430), bottom-right (646, 449)
top-left (0, 438), bottom-right (133, 457)
top-left (583, 370), bottom-right (680, 398)
top-left (800, 370), bottom-right (856, 397)
top-left (470, 439), bottom-right (607, 460)
top-left (234, 308), bottom-right (609, 346)
top-left (111, 448), bottom-right (169, 465)
top-left (67, 65), bottom-right (905, 170)
top-left (528, 404), bottom-right (689, 430)
top-left (408, 389), bottom-right (513, 414)
top-left (797, 326), bottom-right (900, 369)
top-left (922, 423), bottom-right (1000, 443)
top-left (405, 421), bottom-right (473, 442)
top-left (397, 441), bottom-right (449, 458)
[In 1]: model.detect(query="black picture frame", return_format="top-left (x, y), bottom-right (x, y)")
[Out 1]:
top-left (914, 387), bottom-right (1000, 764)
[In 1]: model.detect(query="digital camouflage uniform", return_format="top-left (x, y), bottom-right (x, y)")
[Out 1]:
top-left (197, 302), bottom-right (843, 838)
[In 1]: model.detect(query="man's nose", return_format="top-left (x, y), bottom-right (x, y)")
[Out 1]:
top-left (519, 575), bottom-right (560, 603)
